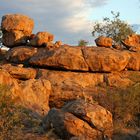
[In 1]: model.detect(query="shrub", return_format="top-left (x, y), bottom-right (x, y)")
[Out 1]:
top-left (78, 39), bottom-right (88, 46)
top-left (92, 11), bottom-right (135, 44)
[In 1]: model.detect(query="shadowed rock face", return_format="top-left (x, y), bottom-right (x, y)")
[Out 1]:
top-left (5, 46), bottom-right (37, 64)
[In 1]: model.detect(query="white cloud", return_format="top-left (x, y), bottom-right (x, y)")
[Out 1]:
top-left (0, 0), bottom-right (109, 44)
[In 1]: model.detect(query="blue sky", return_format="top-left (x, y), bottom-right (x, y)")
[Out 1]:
top-left (0, 0), bottom-right (140, 45)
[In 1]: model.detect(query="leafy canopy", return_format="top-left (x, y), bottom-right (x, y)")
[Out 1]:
top-left (92, 11), bottom-right (135, 44)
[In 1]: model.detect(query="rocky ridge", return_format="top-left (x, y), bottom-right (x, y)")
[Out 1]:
top-left (0, 14), bottom-right (140, 140)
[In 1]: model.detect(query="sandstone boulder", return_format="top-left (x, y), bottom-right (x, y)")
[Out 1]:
top-left (82, 47), bottom-right (130, 72)
top-left (6, 46), bottom-right (37, 64)
top-left (1, 64), bottom-right (37, 80)
top-left (42, 108), bottom-right (102, 140)
top-left (1, 14), bottom-right (34, 33)
top-left (95, 36), bottom-right (113, 48)
top-left (28, 32), bottom-right (54, 47)
top-left (1, 14), bottom-right (34, 47)
top-left (62, 99), bottom-right (113, 138)
top-left (122, 34), bottom-right (140, 51)
top-left (29, 46), bottom-right (89, 71)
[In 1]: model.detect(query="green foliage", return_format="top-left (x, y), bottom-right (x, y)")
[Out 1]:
top-left (92, 11), bottom-right (135, 44)
top-left (78, 39), bottom-right (88, 46)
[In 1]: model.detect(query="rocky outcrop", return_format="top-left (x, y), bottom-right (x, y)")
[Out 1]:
top-left (42, 100), bottom-right (113, 140)
top-left (122, 34), bottom-right (140, 51)
top-left (5, 45), bottom-right (134, 72)
top-left (1, 14), bottom-right (34, 47)
top-left (28, 32), bottom-right (54, 47)
top-left (5, 46), bottom-right (37, 64)
top-left (95, 36), bottom-right (113, 48)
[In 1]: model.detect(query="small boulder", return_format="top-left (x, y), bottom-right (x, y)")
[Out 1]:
top-left (122, 34), bottom-right (140, 51)
top-left (42, 108), bottom-right (102, 140)
top-left (1, 14), bottom-right (34, 33)
top-left (95, 36), bottom-right (113, 48)
top-left (62, 99), bottom-right (113, 138)
top-left (28, 32), bottom-right (54, 47)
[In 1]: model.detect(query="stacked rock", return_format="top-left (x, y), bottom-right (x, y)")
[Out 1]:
top-left (1, 14), bottom-right (62, 49)
top-left (1, 14), bottom-right (34, 47)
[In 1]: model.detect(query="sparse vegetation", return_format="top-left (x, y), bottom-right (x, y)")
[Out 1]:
top-left (92, 11), bottom-right (135, 44)
top-left (78, 39), bottom-right (88, 46)
top-left (100, 84), bottom-right (140, 130)
top-left (0, 84), bottom-right (42, 140)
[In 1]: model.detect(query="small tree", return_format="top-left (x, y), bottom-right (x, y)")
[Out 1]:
top-left (78, 39), bottom-right (88, 46)
top-left (92, 11), bottom-right (135, 44)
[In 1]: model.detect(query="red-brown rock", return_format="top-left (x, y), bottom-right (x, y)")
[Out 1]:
top-left (42, 108), bottom-right (102, 140)
top-left (126, 52), bottom-right (140, 71)
top-left (82, 47), bottom-right (130, 72)
top-left (1, 64), bottom-right (37, 80)
top-left (62, 100), bottom-right (113, 138)
top-left (6, 46), bottom-right (37, 64)
top-left (122, 34), bottom-right (140, 51)
top-left (37, 69), bottom-right (104, 107)
top-left (2, 30), bottom-right (29, 47)
top-left (19, 79), bottom-right (51, 115)
top-left (29, 46), bottom-right (89, 71)
top-left (95, 36), bottom-right (113, 48)
top-left (28, 32), bottom-right (54, 46)
top-left (1, 14), bottom-right (34, 33)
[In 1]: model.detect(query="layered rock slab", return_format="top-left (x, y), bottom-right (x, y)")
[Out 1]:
top-left (82, 47), bottom-right (130, 72)
top-left (29, 46), bottom-right (89, 71)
